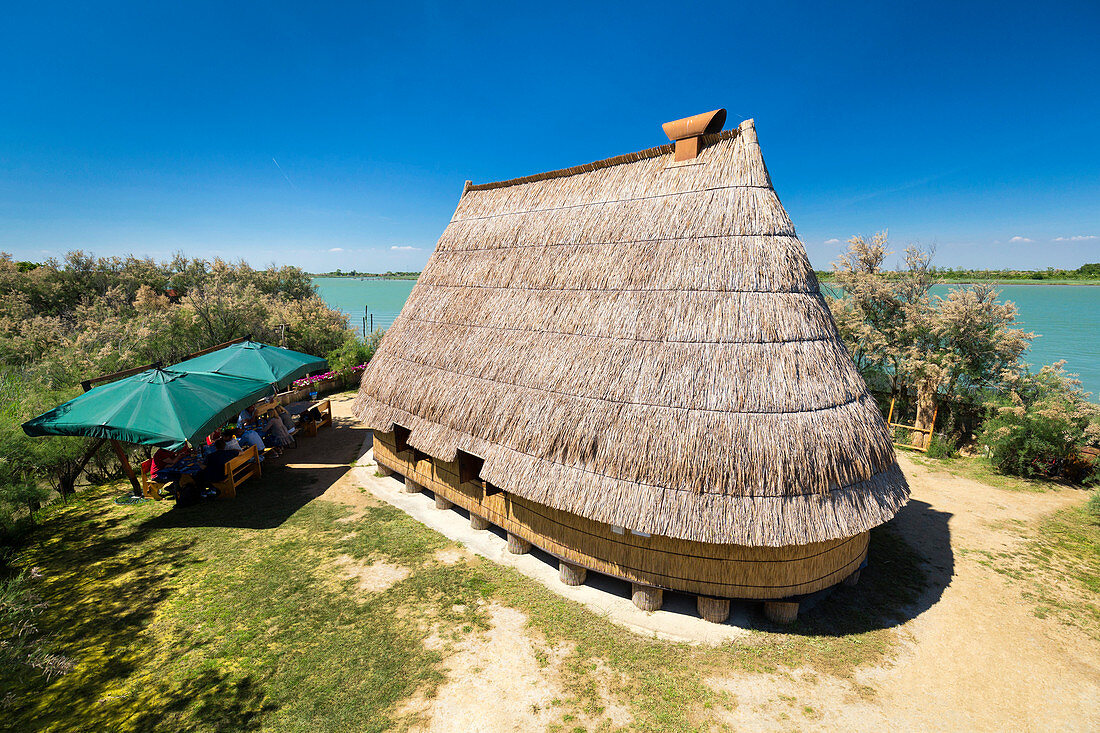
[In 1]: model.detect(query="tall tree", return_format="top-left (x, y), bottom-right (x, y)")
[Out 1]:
top-left (827, 232), bottom-right (1032, 446)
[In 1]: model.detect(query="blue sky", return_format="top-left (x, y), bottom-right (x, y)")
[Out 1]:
top-left (1, 1), bottom-right (1098, 273)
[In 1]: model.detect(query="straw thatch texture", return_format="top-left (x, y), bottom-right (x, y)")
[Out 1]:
top-left (373, 434), bottom-right (869, 599)
top-left (355, 118), bottom-right (909, 547)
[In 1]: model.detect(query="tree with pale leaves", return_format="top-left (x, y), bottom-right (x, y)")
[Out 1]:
top-left (827, 231), bottom-right (1033, 446)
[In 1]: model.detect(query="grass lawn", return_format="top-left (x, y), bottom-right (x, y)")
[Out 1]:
top-left (3, 435), bottom-right (931, 731)
top-left (971, 499), bottom-right (1100, 639)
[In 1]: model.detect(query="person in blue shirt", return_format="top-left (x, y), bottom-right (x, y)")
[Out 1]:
top-left (237, 428), bottom-right (267, 460)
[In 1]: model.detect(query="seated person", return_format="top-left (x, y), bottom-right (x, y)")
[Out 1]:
top-left (198, 439), bottom-right (240, 490)
top-left (152, 446), bottom-right (205, 506)
top-left (276, 404), bottom-right (296, 432)
top-left (151, 446), bottom-right (192, 482)
top-left (221, 429), bottom-right (243, 452)
top-left (206, 429), bottom-right (223, 446)
top-left (236, 405), bottom-right (257, 429)
top-left (237, 428), bottom-right (267, 460)
top-left (298, 405), bottom-right (323, 429)
top-left (262, 415), bottom-right (293, 449)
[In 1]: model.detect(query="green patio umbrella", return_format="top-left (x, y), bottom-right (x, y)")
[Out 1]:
top-left (174, 340), bottom-right (327, 390)
top-left (22, 368), bottom-right (276, 450)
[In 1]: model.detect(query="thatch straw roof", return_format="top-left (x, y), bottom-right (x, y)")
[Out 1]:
top-left (354, 117), bottom-right (909, 547)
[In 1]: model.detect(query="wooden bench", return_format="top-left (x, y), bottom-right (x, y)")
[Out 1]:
top-left (140, 446), bottom-right (261, 501)
top-left (212, 445), bottom-right (261, 499)
top-left (139, 458), bottom-right (174, 500)
top-left (253, 401), bottom-right (281, 419)
top-left (300, 399), bottom-right (332, 437)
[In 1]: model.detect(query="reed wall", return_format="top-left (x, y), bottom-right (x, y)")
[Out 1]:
top-left (374, 432), bottom-right (868, 600)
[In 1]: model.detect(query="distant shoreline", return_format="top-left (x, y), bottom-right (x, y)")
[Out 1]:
top-left (311, 274), bottom-right (419, 281)
top-left (311, 274), bottom-right (1099, 286)
top-left (929, 281), bottom-right (1100, 286)
top-left (311, 273), bottom-right (1099, 285)
top-left (816, 274), bottom-right (1100, 286)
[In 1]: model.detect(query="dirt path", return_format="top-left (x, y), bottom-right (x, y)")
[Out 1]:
top-left (710, 454), bottom-right (1099, 731)
top-left (315, 394), bottom-right (1100, 731)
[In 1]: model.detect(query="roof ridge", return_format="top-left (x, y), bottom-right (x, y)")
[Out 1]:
top-left (466, 128), bottom-right (742, 193)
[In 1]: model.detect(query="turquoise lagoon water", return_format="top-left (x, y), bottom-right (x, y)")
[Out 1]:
top-left (314, 277), bottom-right (416, 332)
top-left (314, 278), bottom-right (1100, 399)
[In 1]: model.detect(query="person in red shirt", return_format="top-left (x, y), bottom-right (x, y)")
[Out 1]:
top-left (150, 447), bottom-right (188, 481)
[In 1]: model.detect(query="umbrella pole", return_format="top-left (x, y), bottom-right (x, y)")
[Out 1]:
top-left (111, 440), bottom-right (142, 496)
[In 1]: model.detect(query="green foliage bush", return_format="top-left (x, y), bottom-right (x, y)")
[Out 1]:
top-left (0, 250), bottom-right (361, 539)
top-left (326, 329), bottom-right (384, 374)
top-left (979, 363), bottom-right (1100, 481)
top-left (1087, 491), bottom-right (1100, 523)
top-left (0, 375), bottom-right (84, 542)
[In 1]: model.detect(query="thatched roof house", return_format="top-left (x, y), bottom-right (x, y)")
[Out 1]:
top-left (354, 110), bottom-right (909, 622)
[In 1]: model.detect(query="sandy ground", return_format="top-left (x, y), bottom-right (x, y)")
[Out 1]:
top-left (311, 393), bottom-right (1100, 731)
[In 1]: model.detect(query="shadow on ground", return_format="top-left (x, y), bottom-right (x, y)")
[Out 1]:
top-left (140, 413), bottom-right (367, 532)
top-left (126, 668), bottom-right (276, 732)
top-left (0, 494), bottom-right (280, 732)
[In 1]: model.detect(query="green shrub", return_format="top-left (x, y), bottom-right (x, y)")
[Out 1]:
top-left (925, 434), bottom-right (959, 459)
top-left (326, 329), bottom-right (383, 374)
top-left (979, 363), bottom-right (1100, 481)
top-left (0, 251), bottom-right (358, 543)
top-left (1087, 491), bottom-right (1100, 523)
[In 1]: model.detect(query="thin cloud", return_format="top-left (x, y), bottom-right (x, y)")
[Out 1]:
top-left (327, 247), bottom-right (344, 252)
top-left (824, 238), bottom-right (841, 245)
top-left (272, 157), bottom-right (298, 191)
top-left (1009, 236), bottom-right (1033, 243)
top-left (1053, 235), bottom-right (1098, 242)
top-left (390, 245), bottom-right (421, 251)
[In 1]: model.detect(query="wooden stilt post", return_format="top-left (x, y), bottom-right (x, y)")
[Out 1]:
top-left (375, 463), bottom-right (394, 477)
top-left (403, 477), bottom-right (421, 494)
top-left (506, 533), bottom-right (531, 554)
top-left (559, 561), bottom-right (587, 586)
top-left (697, 596), bottom-right (730, 623)
top-left (75, 438), bottom-right (107, 476)
top-left (631, 583), bottom-right (663, 612)
top-left (111, 440), bottom-right (141, 496)
top-left (764, 601), bottom-right (799, 624)
top-left (470, 514), bottom-right (490, 530)
top-left (435, 494), bottom-right (453, 510)
top-left (842, 569), bottom-right (862, 587)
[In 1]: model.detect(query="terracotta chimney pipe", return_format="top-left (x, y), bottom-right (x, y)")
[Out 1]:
top-left (662, 109), bottom-right (727, 161)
